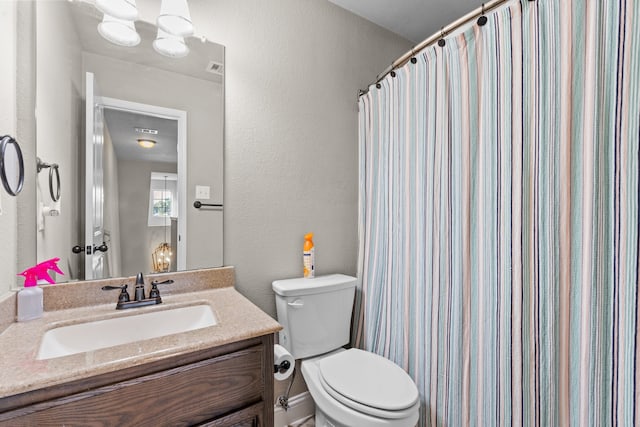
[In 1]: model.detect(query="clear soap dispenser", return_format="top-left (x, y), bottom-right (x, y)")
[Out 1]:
top-left (17, 285), bottom-right (43, 322)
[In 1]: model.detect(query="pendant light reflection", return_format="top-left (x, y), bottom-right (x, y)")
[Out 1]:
top-left (157, 0), bottom-right (194, 37)
top-left (95, 0), bottom-right (138, 21)
top-left (98, 15), bottom-right (140, 47)
top-left (152, 242), bottom-right (172, 273)
top-left (152, 176), bottom-right (172, 273)
top-left (153, 28), bottom-right (189, 58)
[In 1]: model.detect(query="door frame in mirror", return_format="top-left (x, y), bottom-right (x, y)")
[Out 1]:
top-left (96, 96), bottom-right (187, 272)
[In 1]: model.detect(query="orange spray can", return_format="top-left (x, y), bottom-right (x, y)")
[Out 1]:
top-left (303, 233), bottom-right (315, 278)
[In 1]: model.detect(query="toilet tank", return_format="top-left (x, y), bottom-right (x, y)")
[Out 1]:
top-left (273, 274), bottom-right (357, 359)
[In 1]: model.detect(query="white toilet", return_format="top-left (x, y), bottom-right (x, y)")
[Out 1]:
top-left (273, 274), bottom-right (420, 427)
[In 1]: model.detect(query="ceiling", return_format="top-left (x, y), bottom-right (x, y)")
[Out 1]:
top-left (328, 0), bottom-right (483, 43)
top-left (104, 109), bottom-right (178, 164)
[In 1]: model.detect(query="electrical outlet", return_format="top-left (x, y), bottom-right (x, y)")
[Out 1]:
top-left (195, 185), bottom-right (210, 199)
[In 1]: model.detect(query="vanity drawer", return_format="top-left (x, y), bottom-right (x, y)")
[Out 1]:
top-left (0, 345), bottom-right (266, 426)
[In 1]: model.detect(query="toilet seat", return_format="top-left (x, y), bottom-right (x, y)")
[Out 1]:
top-left (318, 349), bottom-right (419, 419)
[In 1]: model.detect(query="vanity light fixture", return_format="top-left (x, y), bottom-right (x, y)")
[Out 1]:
top-left (153, 28), bottom-right (190, 58)
top-left (157, 0), bottom-right (194, 37)
top-left (95, 0), bottom-right (194, 57)
top-left (96, 0), bottom-right (138, 21)
top-left (137, 139), bottom-right (157, 149)
top-left (98, 14), bottom-right (141, 47)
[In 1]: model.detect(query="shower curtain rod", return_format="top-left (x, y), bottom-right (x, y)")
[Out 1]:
top-left (359, 0), bottom-right (518, 98)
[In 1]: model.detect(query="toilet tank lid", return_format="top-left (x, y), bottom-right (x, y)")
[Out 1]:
top-left (272, 274), bottom-right (357, 297)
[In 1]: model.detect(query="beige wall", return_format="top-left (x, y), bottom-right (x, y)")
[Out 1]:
top-left (15, 2), bottom-right (37, 289)
top-left (0, 1), bottom-right (18, 296)
top-left (1, 1), bottom-right (37, 294)
top-left (189, 0), bottom-right (411, 316)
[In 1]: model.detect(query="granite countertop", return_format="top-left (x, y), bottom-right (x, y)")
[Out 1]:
top-left (0, 267), bottom-right (281, 400)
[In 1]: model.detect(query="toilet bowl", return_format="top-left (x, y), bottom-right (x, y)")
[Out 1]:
top-left (301, 349), bottom-right (420, 427)
top-left (272, 274), bottom-right (420, 427)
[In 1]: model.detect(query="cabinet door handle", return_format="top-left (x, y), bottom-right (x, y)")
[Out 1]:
top-left (287, 300), bottom-right (304, 308)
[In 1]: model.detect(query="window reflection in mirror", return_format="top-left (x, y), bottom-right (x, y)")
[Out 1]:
top-left (149, 173), bottom-right (178, 225)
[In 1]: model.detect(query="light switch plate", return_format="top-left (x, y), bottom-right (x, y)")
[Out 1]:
top-left (195, 185), bottom-right (210, 199)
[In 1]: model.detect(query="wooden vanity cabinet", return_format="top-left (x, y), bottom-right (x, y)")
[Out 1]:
top-left (0, 335), bottom-right (275, 427)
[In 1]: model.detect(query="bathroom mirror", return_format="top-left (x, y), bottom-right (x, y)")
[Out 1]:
top-left (32, 0), bottom-right (224, 282)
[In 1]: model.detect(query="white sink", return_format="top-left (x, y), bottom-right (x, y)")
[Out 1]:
top-left (37, 304), bottom-right (217, 360)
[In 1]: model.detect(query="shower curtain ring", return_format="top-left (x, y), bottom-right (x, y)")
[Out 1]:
top-left (477, 3), bottom-right (488, 26)
top-left (438, 28), bottom-right (446, 47)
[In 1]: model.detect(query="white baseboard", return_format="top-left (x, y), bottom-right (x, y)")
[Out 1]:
top-left (274, 391), bottom-right (315, 427)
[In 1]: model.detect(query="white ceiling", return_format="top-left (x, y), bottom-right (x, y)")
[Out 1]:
top-left (328, 0), bottom-right (483, 43)
top-left (104, 109), bottom-right (178, 164)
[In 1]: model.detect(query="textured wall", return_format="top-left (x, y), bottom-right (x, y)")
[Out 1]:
top-left (0, 1), bottom-right (35, 294)
top-left (185, 0), bottom-right (411, 316)
top-left (0, 1), bottom-right (18, 296)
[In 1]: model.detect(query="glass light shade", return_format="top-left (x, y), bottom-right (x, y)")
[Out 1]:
top-left (152, 242), bottom-right (171, 273)
top-left (137, 139), bottom-right (156, 148)
top-left (153, 29), bottom-right (189, 58)
top-left (96, 0), bottom-right (138, 21)
top-left (98, 15), bottom-right (140, 47)
top-left (157, 0), bottom-right (194, 36)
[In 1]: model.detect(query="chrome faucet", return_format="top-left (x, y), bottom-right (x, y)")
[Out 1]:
top-left (102, 272), bottom-right (174, 310)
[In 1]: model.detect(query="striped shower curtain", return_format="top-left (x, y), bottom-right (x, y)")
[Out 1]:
top-left (355, 1), bottom-right (640, 425)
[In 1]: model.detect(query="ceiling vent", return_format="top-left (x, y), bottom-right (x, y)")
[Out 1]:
top-left (135, 127), bottom-right (159, 135)
top-left (206, 60), bottom-right (224, 76)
